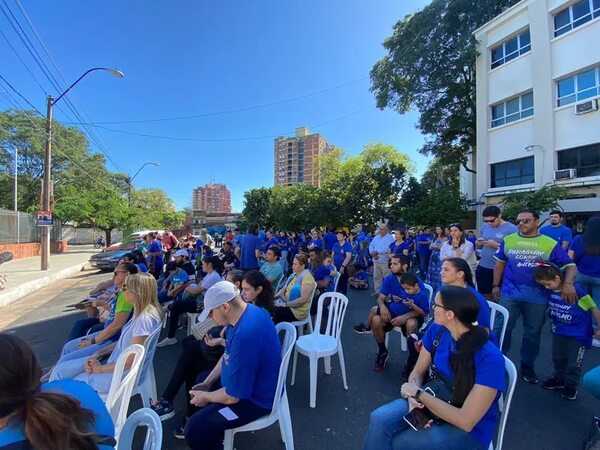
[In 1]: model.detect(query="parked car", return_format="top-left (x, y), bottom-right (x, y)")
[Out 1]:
top-left (89, 239), bottom-right (143, 270)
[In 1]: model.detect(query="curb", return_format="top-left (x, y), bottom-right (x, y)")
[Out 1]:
top-left (0, 262), bottom-right (89, 309)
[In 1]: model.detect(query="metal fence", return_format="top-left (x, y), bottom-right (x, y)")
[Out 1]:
top-left (0, 208), bottom-right (62, 244)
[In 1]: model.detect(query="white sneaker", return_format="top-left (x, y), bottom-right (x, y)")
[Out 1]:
top-left (157, 337), bottom-right (177, 348)
top-left (593, 338), bottom-right (600, 348)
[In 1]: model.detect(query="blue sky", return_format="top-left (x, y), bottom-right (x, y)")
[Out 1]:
top-left (0, 0), bottom-right (432, 211)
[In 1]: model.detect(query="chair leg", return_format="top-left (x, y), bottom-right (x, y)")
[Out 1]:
top-left (338, 344), bottom-right (348, 390)
top-left (309, 356), bottom-right (318, 408)
top-left (291, 348), bottom-right (299, 386)
top-left (223, 430), bottom-right (235, 450)
top-left (279, 394), bottom-right (295, 450)
top-left (384, 332), bottom-right (389, 350)
top-left (307, 318), bottom-right (313, 334)
top-left (400, 333), bottom-right (407, 352)
top-left (324, 356), bottom-right (331, 375)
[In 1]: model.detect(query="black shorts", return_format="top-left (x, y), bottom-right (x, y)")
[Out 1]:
top-left (475, 265), bottom-right (494, 294)
top-left (376, 307), bottom-right (424, 335)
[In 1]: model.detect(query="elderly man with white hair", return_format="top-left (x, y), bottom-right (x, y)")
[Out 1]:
top-left (369, 224), bottom-right (395, 294)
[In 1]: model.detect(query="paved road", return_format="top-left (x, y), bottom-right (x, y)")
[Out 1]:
top-left (1, 270), bottom-right (597, 450)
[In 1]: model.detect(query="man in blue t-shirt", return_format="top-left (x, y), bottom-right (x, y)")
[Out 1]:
top-left (323, 227), bottom-right (338, 252)
top-left (415, 228), bottom-right (433, 279)
top-left (185, 281), bottom-right (281, 449)
top-left (540, 210), bottom-right (573, 249)
top-left (236, 224), bottom-right (262, 271)
top-left (262, 230), bottom-right (278, 254)
top-left (493, 209), bottom-right (577, 384)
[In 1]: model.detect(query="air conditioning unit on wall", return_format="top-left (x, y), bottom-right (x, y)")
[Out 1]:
top-left (554, 168), bottom-right (577, 181)
top-left (574, 99), bottom-right (598, 115)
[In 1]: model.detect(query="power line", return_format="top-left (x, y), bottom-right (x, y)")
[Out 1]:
top-left (61, 77), bottom-right (370, 125)
top-left (0, 73), bottom-right (44, 114)
top-left (0, 28), bottom-right (48, 96)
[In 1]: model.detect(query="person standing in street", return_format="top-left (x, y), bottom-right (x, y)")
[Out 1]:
top-left (492, 209), bottom-right (577, 384)
top-left (236, 224), bottom-right (262, 272)
top-left (540, 210), bottom-right (573, 249)
top-left (475, 206), bottom-right (517, 300)
top-left (369, 224), bottom-right (395, 295)
top-left (415, 227), bottom-right (434, 279)
top-left (332, 230), bottom-right (353, 295)
top-left (162, 229), bottom-right (179, 264)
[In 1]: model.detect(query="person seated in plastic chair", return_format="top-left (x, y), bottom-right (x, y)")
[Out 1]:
top-left (184, 281), bottom-right (281, 450)
top-left (49, 273), bottom-right (163, 397)
top-left (157, 255), bottom-right (223, 348)
top-left (158, 258), bottom-right (190, 304)
top-left (56, 263), bottom-right (139, 365)
top-left (363, 286), bottom-right (505, 450)
top-left (272, 253), bottom-right (317, 324)
top-left (0, 334), bottom-right (115, 450)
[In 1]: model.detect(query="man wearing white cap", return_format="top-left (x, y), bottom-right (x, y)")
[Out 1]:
top-left (184, 281), bottom-right (281, 449)
top-left (174, 249), bottom-right (197, 281)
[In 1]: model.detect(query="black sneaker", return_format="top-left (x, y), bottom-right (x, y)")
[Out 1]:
top-left (173, 418), bottom-right (187, 439)
top-left (521, 365), bottom-right (539, 384)
top-left (374, 351), bottom-right (389, 372)
top-left (353, 323), bottom-right (372, 334)
top-left (150, 398), bottom-right (175, 421)
top-left (560, 384), bottom-right (577, 400)
top-left (542, 377), bottom-right (566, 390)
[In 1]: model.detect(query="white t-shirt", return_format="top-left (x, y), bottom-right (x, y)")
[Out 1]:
top-left (440, 240), bottom-right (478, 274)
top-left (108, 310), bottom-right (161, 364)
top-left (201, 271), bottom-right (223, 290)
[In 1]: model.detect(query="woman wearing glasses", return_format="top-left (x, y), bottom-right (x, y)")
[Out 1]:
top-left (49, 273), bottom-right (163, 396)
top-left (364, 286), bottom-right (505, 450)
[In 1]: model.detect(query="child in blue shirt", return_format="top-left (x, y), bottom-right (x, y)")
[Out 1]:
top-left (349, 263), bottom-right (370, 290)
top-left (534, 261), bottom-right (600, 400)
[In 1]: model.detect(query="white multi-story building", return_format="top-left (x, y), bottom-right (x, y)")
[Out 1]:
top-left (471, 0), bottom-right (600, 233)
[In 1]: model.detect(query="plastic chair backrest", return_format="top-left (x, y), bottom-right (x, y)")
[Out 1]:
top-left (137, 321), bottom-right (162, 386)
top-left (423, 282), bottom-right (434, 308)
top-left (275, 275), bottom-right (287, 293)
top-left (487, 301), bottom-right (509, 349)
top-left (332, 272), bottom-right (341, 292)
top-left (117, 407), bottom-right (163, 450)
top-left (270, 322), bottom-right (297, 417)
top-left (105, 344), bottom-right (145, 432)
top-left (494, 355), bottom-right (517, 450)
top-left (314, 292), bottom-right (348, 341)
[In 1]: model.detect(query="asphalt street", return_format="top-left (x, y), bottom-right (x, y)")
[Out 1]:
top-left (1, 270), bottom-right (598, 450)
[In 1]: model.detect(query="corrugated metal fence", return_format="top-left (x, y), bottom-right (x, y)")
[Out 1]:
top-left (0, 208), bottom-right (62, 244)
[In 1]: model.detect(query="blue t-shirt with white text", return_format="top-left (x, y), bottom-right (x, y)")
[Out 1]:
top-left (546, 284), bottom-right (596, 347)
top-left (380, 274), bottom-right (430, 317)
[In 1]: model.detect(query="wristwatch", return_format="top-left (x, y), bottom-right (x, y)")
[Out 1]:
top-left (90, 337), bottom-right (96, 345)
top-left (414, 388), bottom-right (424, 402)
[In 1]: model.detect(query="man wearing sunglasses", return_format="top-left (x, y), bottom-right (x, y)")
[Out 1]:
top-left (475, 206), bottom-right (517, 300)
top-left (492, 209), bottom-right (577, 384)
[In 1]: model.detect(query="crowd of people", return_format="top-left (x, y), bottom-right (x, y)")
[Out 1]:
top-left (1, 210), bottom-right (599, 450)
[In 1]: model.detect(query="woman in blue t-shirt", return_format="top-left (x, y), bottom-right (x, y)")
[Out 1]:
top-left (0, 334), bottom-right (115, 450)
top-left (568, 216), bottom-right (600, 308)
top-left (364, 286), bottom-right (506, 450)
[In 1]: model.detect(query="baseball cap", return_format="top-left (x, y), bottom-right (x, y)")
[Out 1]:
top-left (197, 281), bottom-right (239, 322)
top-left (174, 249), bottom-right (188, 258)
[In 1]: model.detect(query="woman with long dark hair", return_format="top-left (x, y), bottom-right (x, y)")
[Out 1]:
top-left (364, 286), bottom-right (506, 450)
top-left (242, 270), bottom-right (275, 315)
top-left (568, 216), bottom-right (600, 306)
top-left (0, 334), bottom-right (114, 450)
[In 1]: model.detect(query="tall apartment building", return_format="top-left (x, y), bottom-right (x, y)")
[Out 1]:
top-left (274, 127), bottom-right (333, 186)
top-left (468, 0), bottom-right (600, 232)
top-left (192, 183), bottom-right (231, 213)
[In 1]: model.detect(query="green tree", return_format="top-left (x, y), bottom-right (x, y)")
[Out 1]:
top-left (242, 187), bottom-right (273, 227)
top-left (129, 188), bottom-right (184, 230)
top-left (402, 188), bottom-right (468, 227)
top-left (370, 0), bottom-right (520, 172)
top-left (270, 184), bottom-right (324, 230)
top-left (500, 185), bottom-right (568, 222)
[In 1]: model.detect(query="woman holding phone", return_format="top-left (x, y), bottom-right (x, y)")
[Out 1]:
top-left (363, 286), bottom-right (505, 450)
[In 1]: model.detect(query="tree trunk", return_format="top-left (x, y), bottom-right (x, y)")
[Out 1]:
top-left (104, 229), bottom-right (113, 247)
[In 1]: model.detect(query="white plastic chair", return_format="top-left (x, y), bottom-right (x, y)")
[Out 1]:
top-left (487, 300), bottom-right (509, 349)
top-left (133, 323), bottom-right (163, 408)
top-left (332, 272), bottom-right (341, 292)
top-left (384, 282), bottom-right (434, 352)
top-left (275, 274), bottom-right (287, 293)
top-left (291, 292), bottom-right (349, 408)
top-left (223, 322), bottom-right (297, 450)
top-left (104, 344), bottom-right (146, 436)
top-left (490, 355), bottom-right (517, 450)
top-left (187, 312), bottom-right (199, 336)
top-left (288, 284), bottom-right (317, 337)
top-left (117, 407), bottom-right (163, 450)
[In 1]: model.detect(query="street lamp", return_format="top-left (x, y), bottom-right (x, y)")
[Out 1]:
top-left (41, 67), bottom-right (124, 270)
top-left (127, 162), bottom-right (160, 206)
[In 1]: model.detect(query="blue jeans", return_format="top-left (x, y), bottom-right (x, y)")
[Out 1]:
top-left (496, 297), bottom-right (547, 368)
top-left (417, 253), bottom-right (430, 278)
top-left (583, 365), bottom-right (600, 399)
top-left (363, 399), bottom-right (484, 450)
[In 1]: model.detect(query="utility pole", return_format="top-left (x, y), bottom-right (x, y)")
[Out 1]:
top-left (40, 95), bottom-right (53, 270)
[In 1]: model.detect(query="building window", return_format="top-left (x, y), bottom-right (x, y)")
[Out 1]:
top-left (557, 66), bottom-right (600, 106)
top-left (554, 0), bottom-right (600, 37)
top-left (491, 156), bottom-right (535, 188)
top-left (490, 29), bottom-right (531, 69)
top-left (558, 143), bottom-right (600, 177)
top-left (491, 92), bottom-right (534, 128)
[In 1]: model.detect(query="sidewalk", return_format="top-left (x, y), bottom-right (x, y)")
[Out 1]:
top-left (0, 245), bottom-right (100, 308)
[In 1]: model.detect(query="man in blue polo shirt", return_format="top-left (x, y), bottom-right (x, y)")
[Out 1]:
top-left (185, 281), bottom-right (281, 449)
top-left (540, 210), bottom-right (573, 249)
top-left (237, 224), bottom-right (262, 271)
top-left (493, 209), bottom-right (577, 384)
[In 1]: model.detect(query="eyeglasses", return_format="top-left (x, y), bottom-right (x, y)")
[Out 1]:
top-left (113, 270), bottom-right (127, 276)
top-left (122, 284), bottom-right (128, 291)
top-left (482, 218), bottom-right (497, 223)
top-left (515, 218), bottom-right (534, 225)
top-left (433, 302), bottom-right (448, 310)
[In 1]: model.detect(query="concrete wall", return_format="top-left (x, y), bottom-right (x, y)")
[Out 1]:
top-left (61, 227), bottom-right (123, 245)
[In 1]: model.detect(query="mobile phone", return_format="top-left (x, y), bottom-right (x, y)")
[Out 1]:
top-left (403, 407), bottom-right (434, 431)
top-left (402, 298), bottom-right (413, 304)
